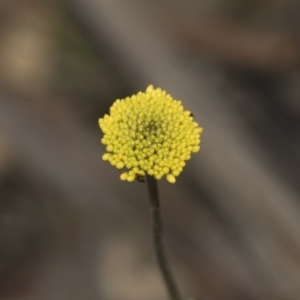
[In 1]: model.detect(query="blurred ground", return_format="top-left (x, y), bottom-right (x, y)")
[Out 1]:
top-left (0, 0), bottom-right (300, 300)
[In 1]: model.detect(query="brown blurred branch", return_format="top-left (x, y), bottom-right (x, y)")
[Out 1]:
top-left (176, 19), bottom-right (299, 73)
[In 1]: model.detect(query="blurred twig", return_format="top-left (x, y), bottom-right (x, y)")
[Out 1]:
top-left (176, 19), bottom-right (299, 73)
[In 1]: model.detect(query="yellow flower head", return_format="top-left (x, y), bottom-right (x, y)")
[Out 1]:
top-left (98, 85), bottom-right (203, 183)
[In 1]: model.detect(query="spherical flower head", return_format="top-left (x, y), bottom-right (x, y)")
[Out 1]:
top-left (98, 85), bottom-right (203, 183)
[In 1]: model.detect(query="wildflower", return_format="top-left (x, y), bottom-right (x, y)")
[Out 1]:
top-left (98, 85), bottom-right (203, 183)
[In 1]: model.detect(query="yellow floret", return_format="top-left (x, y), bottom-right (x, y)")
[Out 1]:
top-left (120, 172), bottom-right (128, 181)
top-left (102, 153), bottom-right (110, 161)
top-left (116, 162), bottom-right (125, 169)
top-left (166, 174), bottom-right (176, 184)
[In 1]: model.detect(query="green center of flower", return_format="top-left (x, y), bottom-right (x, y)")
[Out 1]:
top-left (98, 85), bottom-right (203, 183)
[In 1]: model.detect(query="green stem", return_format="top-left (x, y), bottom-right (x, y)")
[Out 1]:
top-left (146, 175), bottom-right (182, 300)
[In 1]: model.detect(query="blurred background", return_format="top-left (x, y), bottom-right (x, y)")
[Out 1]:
top-left (0, 0), bottom-right (300, 299)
